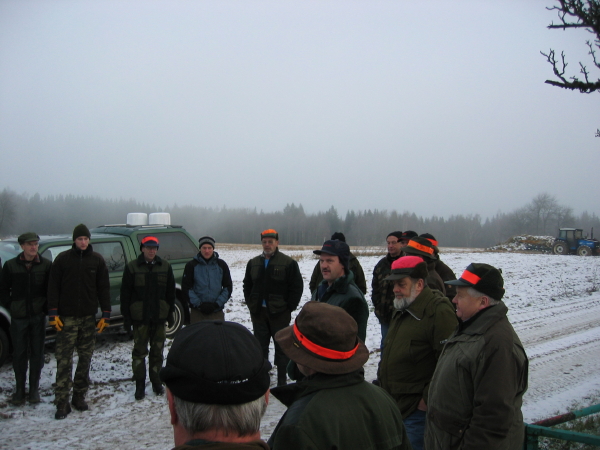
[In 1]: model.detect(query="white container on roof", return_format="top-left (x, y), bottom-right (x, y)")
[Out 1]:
top-left (127, 213), bottom-right (148, 226)
top-left (148, 212), bottom-right (171, 225)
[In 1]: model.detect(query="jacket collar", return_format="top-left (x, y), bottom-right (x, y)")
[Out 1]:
top-left (270, 370), bottom-right (365, 407)
top-left (71, 243), bottom-right (93, 256)
top-left (18, 252), bottom-right (41, 265)
top-left (193, 251), bottom-right (219, 265)
top-left (321, 271), bottom-right (354, 295)
top-left (457, 301), bottom-right (507, 336)
top-left (136, 253), bottom-right (163, 266)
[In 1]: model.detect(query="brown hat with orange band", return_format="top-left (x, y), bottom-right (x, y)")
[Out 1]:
top-left (446, 263), bottom-right (505, 300)
top-left (275, 302), bottom-right (369, 375)
top-left (402, 236), bottom-right (437, 261)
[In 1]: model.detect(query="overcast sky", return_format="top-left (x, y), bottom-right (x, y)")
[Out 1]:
top-left (1, 0), bottom-right (598, 219)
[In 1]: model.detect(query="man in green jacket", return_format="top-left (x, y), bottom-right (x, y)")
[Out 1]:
top-left (269, 301), bottom-right (411, 450)
top-left (425, 263), bottom-right (529, 450)
top-left (0, 232), bottom-right (51, 405)
top-left (121, 235), bottom-right (175, 400)
top-left (378, 255), bottom-right (457, 450)
top-left (312, 239), bottom-right (369, 341)
top-left (243, 229), bottom-right (303, 387)
top-left (308, 232), bottom-right (367, 295)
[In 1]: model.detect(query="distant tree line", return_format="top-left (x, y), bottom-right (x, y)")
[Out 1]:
top-left (0, 188), bottom-right (599, 248)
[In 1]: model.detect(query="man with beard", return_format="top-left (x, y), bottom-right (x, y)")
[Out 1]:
top-left (378, 255), bottom-right (457, 450)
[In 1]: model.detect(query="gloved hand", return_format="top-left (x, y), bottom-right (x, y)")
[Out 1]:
top-left (96, 311), bottom-right (111, 333)
top-left (199, 302), bottom-right (218, 315)
top-left (48, 309), bottom-right (63, 331)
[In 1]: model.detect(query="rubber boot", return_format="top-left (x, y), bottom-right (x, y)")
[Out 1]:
top-left (55, 401), bottom-right (71, 419)
top-left (152, 381), bottom-right (164, 396)
top-left (9, 376), bottom-right (26, 406)
top-left (135, 380), bottom-right (146, 400)
top-left (29, 372), bottom-right (41, 404)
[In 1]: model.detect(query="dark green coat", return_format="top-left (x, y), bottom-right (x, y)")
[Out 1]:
top-left (242, 249), bottom-right (303, 316)
top-left (425, 302), bottom-right (528, 450)
top-left (312, 271), bottom-right (369, 341)
top-left (309, 252), bottom-right (367, 295)
top-left (120, 254), bottom-right (176, 324)
top-left (0, 253), bottom-right (51, 319)
top-left (371, 253), bottom-right (401, 325)
top-left (269, 371), bottom-right (412, 450)
top-left (379, 286), bottom-right (457, 419)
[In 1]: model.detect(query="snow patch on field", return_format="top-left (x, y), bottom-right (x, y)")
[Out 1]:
top-left (1, 247), bottom-right (600, 449)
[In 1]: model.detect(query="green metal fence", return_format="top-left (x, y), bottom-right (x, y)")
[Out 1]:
top-left (524, 404), bottom-right (600, 449)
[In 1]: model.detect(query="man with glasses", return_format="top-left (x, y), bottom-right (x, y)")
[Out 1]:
top-left (0, 232), bottom-right (51, 405)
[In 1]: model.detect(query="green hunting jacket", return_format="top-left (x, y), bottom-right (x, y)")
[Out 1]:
top-left (0, 253), bottom-right (51, 319)
top-left (312, 271), bottom-right (369, 341)
top-left (269, 370), bottom-right (412, 450)
top-left (120, 254), bottom-right (176, 324)
top-left (243, 248), bottom-right (303, 316)
top-left (425, 302), bottom-right (528, 450)
top-left (379, 286), bottom-right (457, 419)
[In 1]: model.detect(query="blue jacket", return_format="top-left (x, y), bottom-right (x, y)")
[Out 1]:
top-left (182, 252), bottom-right (232, 309)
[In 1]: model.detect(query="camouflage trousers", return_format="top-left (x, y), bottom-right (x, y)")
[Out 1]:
top-left (132, 322), bottom-right (166, 385)
top-left (54, 315), bottom-right (96, 404)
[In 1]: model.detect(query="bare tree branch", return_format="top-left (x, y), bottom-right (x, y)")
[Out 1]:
top-left (543, 0), bottom-right (600, 93)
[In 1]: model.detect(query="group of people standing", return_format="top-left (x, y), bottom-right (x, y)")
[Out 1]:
top-left (1, 224), bottom-right (529, 450)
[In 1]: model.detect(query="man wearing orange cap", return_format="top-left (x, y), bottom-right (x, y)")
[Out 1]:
top-left (121, 235), bottom-right (175, 400)
top-left (425, 263), bottom-right (528, 450)
top-left (378, 256), bottom-right (457, 450)
top-left (243, 229), bottom-right (303, 386)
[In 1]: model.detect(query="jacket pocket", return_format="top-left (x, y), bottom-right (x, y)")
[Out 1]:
top-left (267, 294), bottom-right (288, 314)
top-left (428, 405), bottom-right (469, 449)
top-left (130, 301), bottom-right (144, 321)
top-left (158, 299), bottom-right (170, 320)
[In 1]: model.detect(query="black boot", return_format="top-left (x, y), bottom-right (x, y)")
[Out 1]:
top-left (71, 392), bottom-right (89, 411)
top-left (9, 377), bottom-right (26, 406)
top-left (135, 380), bottom-right (146, 400)
top-left (29, 372), bottom-right (41, 404)
top-left (152, 381), bottom-right (164, 396)
top-left (55, 401), bottom-right (71, 419)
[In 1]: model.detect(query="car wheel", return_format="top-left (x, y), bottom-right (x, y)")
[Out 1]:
top-left (553, 242), bottom-right (568, 255)
top-left (577, 245), bottom-right (592, 256)
top-left (166, 299), bottom-right (184, 339)
top-left (0, 326), bottom-right (10, 367)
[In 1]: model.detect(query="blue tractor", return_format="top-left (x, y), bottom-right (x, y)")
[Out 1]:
top-left (552, 228), bottom-right (599, 256)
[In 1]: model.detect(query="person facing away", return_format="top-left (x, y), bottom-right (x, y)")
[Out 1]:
top-left (0, 232), bottom-right (51, 406)
top-left (47, 223), bottom-right (111, 420)
top-left (160, 320), bottom-right (272, 450)
top-left (182, 236), bottom-right (233, 323)
top-left (120, 235), bottom-right (176, 400)
top-left (378, 255), bottom-right (457, 450)
top-left (242, 229), bottom-right (303, 387)
top-left (308, 232), bottom-right (367, 295)
top-left (268, 301), bottom-right (412, 450)
top-left (425, 263), bottom-right (529, 450)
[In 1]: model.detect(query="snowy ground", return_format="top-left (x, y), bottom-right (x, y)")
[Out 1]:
top-left (1, 246), bottom-right (600, 449)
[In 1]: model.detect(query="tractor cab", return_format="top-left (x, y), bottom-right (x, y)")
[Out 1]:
top-left (553, 227), bottom-right (598, 256)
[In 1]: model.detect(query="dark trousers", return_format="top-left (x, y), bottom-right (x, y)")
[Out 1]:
top-left (190, 308), bottom-right (225, 324)
top-left (54, 315), bottom-right (96, 403)
top-left (132, 322), bottom-right (166, 385)
top-left (250, 308), bottom-right (291, 372)
top-left (10, 313), bottom-right (46, 388)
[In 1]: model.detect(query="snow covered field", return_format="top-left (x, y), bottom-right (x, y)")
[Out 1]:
top-left (1, 246), bottom-right (600, 449)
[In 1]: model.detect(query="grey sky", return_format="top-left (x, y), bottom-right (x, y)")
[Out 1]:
top-left (1, 1), bottom-right (598, 219)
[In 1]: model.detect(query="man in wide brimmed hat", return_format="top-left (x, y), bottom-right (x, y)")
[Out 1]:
top-left (425, 263), bottom-right (529, 450)
top-left (268, 301), bottom-right (411, 450)
top-left (378, 255), bottom-right (457, 450)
